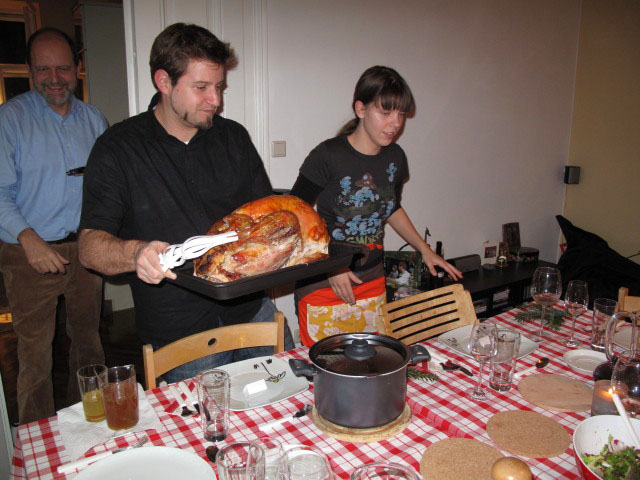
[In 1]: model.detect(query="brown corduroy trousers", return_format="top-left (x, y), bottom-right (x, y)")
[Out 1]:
top-left (0, 240), bottom-right (104, 424)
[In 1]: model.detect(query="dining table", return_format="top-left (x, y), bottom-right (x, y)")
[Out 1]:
top-left (9, 302), bottom-right (600, 480)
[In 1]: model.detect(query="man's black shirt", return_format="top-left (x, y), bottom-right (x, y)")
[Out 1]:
top-left (80, 95), bottom-right (273, 346)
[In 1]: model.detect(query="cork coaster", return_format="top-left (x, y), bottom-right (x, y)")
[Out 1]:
top-left (486, 410), bottom-right (570, 458)
top-left (420, 438), bottom-right (503, 480)
top-left (518, 373), bottom-right (592, 412)
top-left (310, 404), bottom-right (411, 443)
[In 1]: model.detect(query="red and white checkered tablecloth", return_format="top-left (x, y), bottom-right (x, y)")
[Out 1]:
top-left (10, 303), bottom-right (595, 480)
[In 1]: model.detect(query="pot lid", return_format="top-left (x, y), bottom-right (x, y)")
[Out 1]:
top-left (310, 334), bottom-right (408, 376)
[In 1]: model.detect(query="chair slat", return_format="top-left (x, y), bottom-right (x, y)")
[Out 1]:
top-left (378, 284), bottom-right (477, 345)
top-left (143, 312), bottom-right (286, 389)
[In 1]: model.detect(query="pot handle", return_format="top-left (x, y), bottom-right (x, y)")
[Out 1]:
top-left (409, 345), bottom-right (431, 364)
top-left (289, 359), bottom-right (317, 378)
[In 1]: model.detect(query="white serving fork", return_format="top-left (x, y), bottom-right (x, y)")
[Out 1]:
top-left (57, 434), bottom-right (149, 474)
top-left (158, 231), bottom-right (238, 271)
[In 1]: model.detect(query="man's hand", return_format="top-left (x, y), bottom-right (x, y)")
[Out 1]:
top-left (328, 268), bottom-right (363, 305)
top-left (18, 228), bottom-right (69, 274)
top-left (134, 241), bottom-right (176, 284)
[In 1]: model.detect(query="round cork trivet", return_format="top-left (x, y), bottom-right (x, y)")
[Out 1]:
top-left (310, 404), bottom-right (411, 443)
top-left (420, 438), bottom-right (504, 480)
top-left (486, 410), bottom-right (570, 458)
top-left (518, 373), bottom-right (592, 412)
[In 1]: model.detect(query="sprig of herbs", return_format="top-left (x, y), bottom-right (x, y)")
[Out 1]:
top-left (515, 302), bottom-right (570, 331)
top-left (407, 368), bottom-right (438, 382)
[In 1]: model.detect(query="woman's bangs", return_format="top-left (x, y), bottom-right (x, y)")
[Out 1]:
top-left (377, 87), bottom-right (414, 114)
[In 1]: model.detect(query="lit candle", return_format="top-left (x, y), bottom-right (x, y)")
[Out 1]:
top-left (591, 380), bottom-right (619, 416)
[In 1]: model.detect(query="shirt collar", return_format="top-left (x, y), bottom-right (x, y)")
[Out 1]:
top-left (145, 91), bottom-right (213, 143)
top-left (31, 88), bottom-right (80, 118)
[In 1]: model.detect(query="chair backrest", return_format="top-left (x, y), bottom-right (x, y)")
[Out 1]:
top-left (376, 283), bottom-right (477, 345)
top-left (143, 311), bottom-right (286, 389)
top-left (618, 287), bottom-right (640, 313)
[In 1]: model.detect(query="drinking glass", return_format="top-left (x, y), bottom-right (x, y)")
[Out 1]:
top-left (100, 364), bottom-right (139, 431)
top-left (197, 369), bottom-right (230, 442)
top-left (252, 437), bottom-right (283, 480)
top-left (77, 364), bottom-right (107, 422)
top-left (529, 266), bottom-right (562, 342)
top-left (217, 442), bottom-right (265, 480)
top-left (591, 298), bottom-right (618, 351)
top-left (563, 279), bottom-right (588, 348)
top-left (277, 445), bottom-right (333, 480)
top-left (350, 461), bottom-right (420, 480)
top-left (467, 322), bottom-right (498, 401)
top-left (488, 329), bottom-right (520, 392)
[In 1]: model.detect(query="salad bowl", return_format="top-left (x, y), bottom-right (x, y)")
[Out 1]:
top-left (572, 415), bottom-right (640, 480)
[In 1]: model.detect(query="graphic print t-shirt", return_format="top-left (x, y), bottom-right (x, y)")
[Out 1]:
top-left (299, 136), bottom-right (408, 273)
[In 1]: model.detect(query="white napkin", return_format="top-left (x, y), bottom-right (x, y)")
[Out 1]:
top-left (57, 383), bottom-right (164, 462)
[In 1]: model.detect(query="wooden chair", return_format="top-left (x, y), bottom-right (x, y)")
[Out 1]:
top-left (143, 311), bottom-right (286, 389)
top-left (376, 283), bottom-right (478, 345)
top-left (618, 287), bottom-right (640, 313)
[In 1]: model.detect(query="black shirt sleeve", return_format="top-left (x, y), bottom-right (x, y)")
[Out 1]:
top-left (290, 174), bottom-right (323, 206)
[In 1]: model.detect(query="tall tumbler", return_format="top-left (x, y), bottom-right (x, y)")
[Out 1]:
top-left (489, 329), bottom-right (521, 392)
top-left (197, 369), bottom-right (230, 442)
top-left (591, 298), bottom-right (618, 352)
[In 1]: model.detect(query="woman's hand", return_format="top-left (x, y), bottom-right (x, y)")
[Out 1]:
top-left (328, 268), bottom-right (363, 305)
top-left (422, 248), bottom-right (463, 281)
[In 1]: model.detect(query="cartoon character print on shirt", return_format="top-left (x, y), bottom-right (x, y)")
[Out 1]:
top-left (331, 163), bottom-right (398, 247)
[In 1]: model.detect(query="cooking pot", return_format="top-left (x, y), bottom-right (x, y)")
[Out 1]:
top-left (289, 333), bottom-right (431, 428)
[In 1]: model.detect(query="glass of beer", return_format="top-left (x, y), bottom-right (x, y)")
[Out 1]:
top-left (77, 364), bottom-right (107, 422)
top-left (100, 364), bottom-right (139, 431)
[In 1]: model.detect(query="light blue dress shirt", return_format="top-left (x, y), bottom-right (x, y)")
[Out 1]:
top-left (0, 90), bottom-right (108, 243)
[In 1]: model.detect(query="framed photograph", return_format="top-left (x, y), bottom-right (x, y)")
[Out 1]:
top-left (481, 240), bottom-right (499, 263)
top-left (502, 222), bottom-right (521, 252)
top-left (384, 250), bottom-right (422, 290)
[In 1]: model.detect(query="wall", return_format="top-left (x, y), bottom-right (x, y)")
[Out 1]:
top-left (564, 0), bottom-right (640, 263)
top-left (123, 0), bottom-right (582, 328)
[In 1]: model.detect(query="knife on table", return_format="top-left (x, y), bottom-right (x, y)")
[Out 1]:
top-left (259, 405), bottom-right (312, 432)
top-left (57, 435), bottom-right (148, 474)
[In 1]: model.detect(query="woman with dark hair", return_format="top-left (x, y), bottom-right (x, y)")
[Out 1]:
top-left (291, 66), bottom-right (461, 347)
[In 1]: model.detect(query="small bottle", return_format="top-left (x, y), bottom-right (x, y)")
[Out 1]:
top-left (434, 241), bottom-right (445, 288)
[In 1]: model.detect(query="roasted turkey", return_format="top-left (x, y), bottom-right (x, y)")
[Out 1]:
top-left (193, 195), bottom-right (329, 282)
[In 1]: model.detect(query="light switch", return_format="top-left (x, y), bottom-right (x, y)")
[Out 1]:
top-left (272, 141), bottom-right (286, 157)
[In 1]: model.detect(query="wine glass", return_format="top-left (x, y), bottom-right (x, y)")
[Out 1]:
top-left (563, 279), bottom-right (588, 347)
top-left (529, 266), bottom-right (562, 342)
top-left (467, 322), bottom-right (498, 401)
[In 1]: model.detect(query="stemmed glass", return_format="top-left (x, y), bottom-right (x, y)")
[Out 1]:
top-left (529, 266), bottom-right (562, 342)
top-left (467, 322), bottom-right (498, 401)
top-left (563, 279), bottom-right (588, 347)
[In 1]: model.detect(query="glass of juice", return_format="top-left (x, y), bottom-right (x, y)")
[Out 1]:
top-left (77, 364), bottom-right (107, 422)
top-left (100, 364), bottom-right (139, 430)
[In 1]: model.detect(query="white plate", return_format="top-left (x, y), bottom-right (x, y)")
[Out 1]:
top-left (563, 349), bottom-right (607, 375)
top-left (218, 356), bottom-right (308, 411)
top-left (438, 324), bottom-right (538, 359)
top-left (75, 446), bottom-right (214, 480)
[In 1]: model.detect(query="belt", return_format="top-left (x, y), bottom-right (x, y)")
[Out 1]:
top-left (48, 232), bottom-right (78, 244)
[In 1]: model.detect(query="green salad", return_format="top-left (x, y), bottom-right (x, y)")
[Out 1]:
top-left (581, 435), bottom-right (640, 480)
